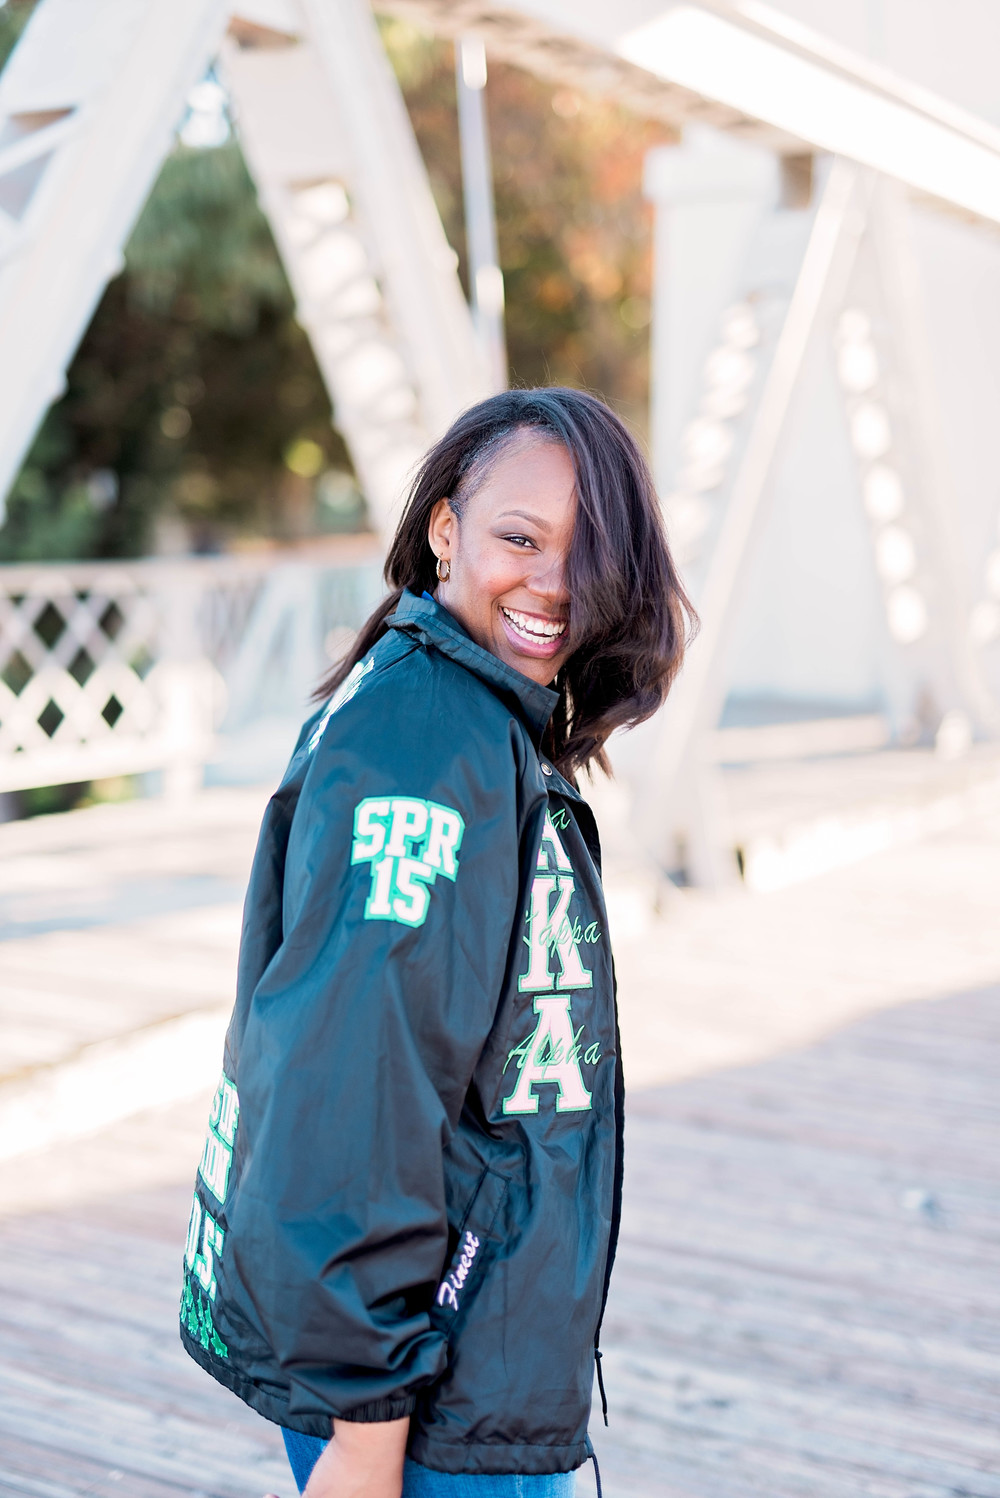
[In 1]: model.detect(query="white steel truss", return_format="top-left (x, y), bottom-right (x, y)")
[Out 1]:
top-left (0, 0), bottom-right (231, 527)
top-left (637, 156), bottom-right (999, 883)
top-left (0, 0), bottom-right (489, 535)
top-left (221, 0), bottom-right (491, 532)
top-left (382, 0), bottom-right (1000, 229)
top-left (834, 180), bottom-right (1000, 738)
top-left (5, 0), bottom-right (1000, 535)
top-left (640, 159), bottom-right (871, 883)
top-left (2, 0), bottom-right (1000, 854)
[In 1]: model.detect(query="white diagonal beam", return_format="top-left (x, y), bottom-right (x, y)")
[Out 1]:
top-left (639, 158), bottom-right (869, 864)
top-left (0, 0), bottom-right (230, 523)
top-left (382, 0), bottom-right (1000, 229)
top-left (617, 4), bottom-right (1000, 227)
top-left (865, 179), bottom-right (1000, 732)
top-left (223, 0), bottom-right (488, 533)
top-left (296, 0), bottom-right (489, 437)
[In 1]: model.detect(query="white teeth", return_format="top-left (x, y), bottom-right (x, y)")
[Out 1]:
top-left (501, 607), bottom-right (567, 642)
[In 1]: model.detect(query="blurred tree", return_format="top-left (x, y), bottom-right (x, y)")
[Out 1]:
top-left (0, 140), bottom-right (352, 561)
top-left (0, 0), bottom-right (34, 71)
top-left (0, 9), bottom-right (670, 561)
top-left (379, 18), bottom-right (672, 435)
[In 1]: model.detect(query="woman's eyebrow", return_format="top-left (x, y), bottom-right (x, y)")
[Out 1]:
top-left (496, 509), bottom-right (551, 531)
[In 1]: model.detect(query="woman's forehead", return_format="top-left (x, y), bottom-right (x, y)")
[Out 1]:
top-left (473, 435), bottom-right (576, 510)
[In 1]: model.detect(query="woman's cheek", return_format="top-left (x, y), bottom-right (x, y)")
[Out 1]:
top-left (480, 550), bottom-right (527, 596)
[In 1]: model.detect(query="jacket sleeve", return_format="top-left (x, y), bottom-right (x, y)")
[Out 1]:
top-left (225, 670), bottom-right (523, 1425)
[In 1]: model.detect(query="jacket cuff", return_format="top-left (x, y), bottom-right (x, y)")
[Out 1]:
top-left (337, 1395), bottom-right (417, 1423)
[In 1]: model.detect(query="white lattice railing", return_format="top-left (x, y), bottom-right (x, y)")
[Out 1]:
top-left (0, 542), bottom-right (382, 795)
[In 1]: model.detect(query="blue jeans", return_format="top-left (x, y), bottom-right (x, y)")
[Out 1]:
top-left (281, 1429), bottom-right (576, 1496)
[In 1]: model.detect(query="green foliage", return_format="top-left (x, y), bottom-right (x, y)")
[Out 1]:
top-left (1, 140), bottom-right (348, 561)
top-left (0, 1), bottom-right (35, 72)
top-left (125, 145), bottom-right (291, 334)
top-left (1, 412), bottom-right (101, 561)
top-left (380, 19), bottom-right (670, 434)
top-left (15, 781), bottom-right (89, 820)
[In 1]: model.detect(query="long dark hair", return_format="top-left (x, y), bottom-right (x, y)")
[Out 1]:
top-left (317, 387), bottom-right (696, 776)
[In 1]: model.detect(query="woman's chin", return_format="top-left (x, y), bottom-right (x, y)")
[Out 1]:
top-left (497, 643), bottom-right (563, 687)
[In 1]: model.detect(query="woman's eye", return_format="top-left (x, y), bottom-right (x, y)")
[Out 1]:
top-left (504, 534), bottom-right (535, 549)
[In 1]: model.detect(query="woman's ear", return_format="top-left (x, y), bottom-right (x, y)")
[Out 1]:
top-left (427, 498), bottom-right (455, 562)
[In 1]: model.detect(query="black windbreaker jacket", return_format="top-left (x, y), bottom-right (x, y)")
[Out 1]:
top-left (180, 589), bottom-right (624, 1477)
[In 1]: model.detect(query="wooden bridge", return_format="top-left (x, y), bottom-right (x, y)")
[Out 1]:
top-left (0, 782), bottom-right (998, 1497)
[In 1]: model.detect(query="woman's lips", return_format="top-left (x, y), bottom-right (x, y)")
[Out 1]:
top-left (499, 605), bottom-right (568, 657)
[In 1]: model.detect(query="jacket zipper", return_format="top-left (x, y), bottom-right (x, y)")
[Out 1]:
top-left (592, 970), bottom-right (625, 1427)
top-left (552, 787), bottom-right (622, 1431)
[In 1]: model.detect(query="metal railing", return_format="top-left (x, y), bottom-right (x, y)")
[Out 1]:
top-left (0, 542), bottom-right (383, 795)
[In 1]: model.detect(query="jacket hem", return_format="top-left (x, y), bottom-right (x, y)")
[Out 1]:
top-left (407, 1432), bottom-right (592, 1477)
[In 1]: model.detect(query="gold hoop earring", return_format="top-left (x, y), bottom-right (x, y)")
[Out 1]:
top-left (436, 556), bottom-right (451, 582)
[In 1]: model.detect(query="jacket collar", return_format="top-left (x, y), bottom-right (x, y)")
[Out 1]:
top-left (386, 589), bottom-right (559, 745)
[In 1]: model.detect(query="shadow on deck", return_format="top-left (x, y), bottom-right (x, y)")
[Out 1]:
top-left (0, 986), bottom-right (997, 1498)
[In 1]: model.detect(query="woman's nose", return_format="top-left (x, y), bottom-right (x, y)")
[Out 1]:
top-left (528, 551), bottom-right (569, 607)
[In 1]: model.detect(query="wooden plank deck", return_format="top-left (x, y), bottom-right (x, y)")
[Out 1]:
top-left (0, 983), bottom-right (996, 1498)
top-left (1, 788), bottom-right (999, 1496)
top-left (603, 985), bottom-right (1000, 1497)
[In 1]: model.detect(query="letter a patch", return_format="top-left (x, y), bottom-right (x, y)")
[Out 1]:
top-left (502, 995), bottom-right (592, 1114)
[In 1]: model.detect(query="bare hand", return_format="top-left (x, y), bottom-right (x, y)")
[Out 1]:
top-left (263, 1415), bottom-right (409, 1498)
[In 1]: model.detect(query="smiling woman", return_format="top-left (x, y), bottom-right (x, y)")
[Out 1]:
top-left (180, 387), bottom-right (695, 1498)
top-left (319, 386), bottom-right (696, 775)
top-left (428, 434), bottom-right (576, 683)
